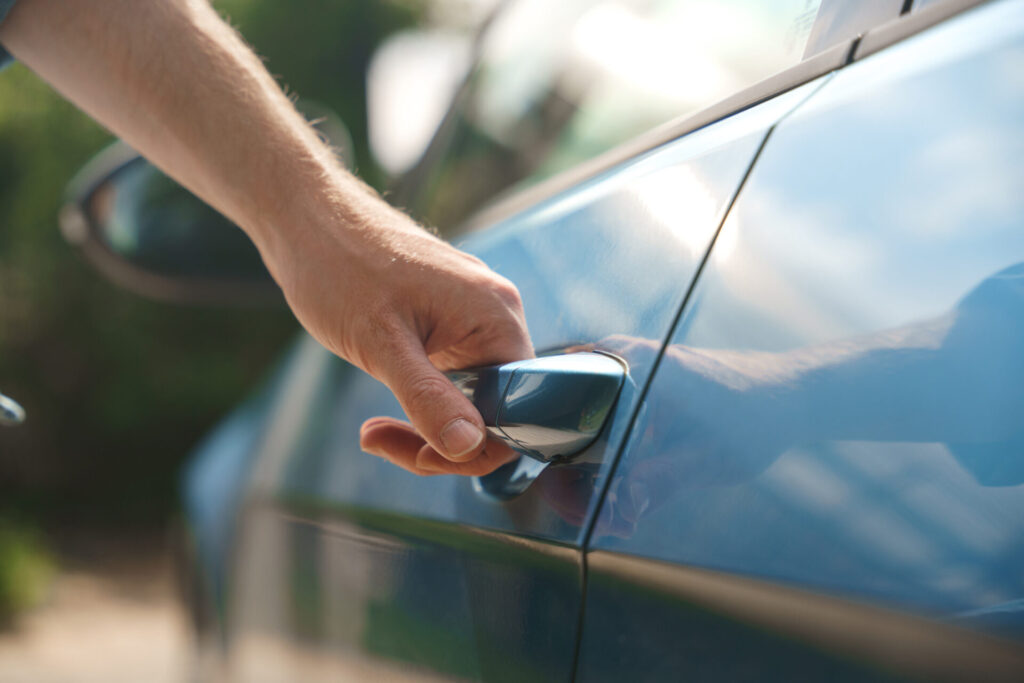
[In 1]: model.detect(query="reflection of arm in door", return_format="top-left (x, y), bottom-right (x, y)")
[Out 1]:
top-left (562, 263), bottom-right (1024, 535)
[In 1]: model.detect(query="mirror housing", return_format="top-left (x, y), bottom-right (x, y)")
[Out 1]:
top-left (60, 103), bottom-right (352, 306)
top-left (60, 141), bottom-right (279, 306)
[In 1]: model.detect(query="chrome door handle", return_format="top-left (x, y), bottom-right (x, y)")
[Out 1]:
top-left (447, 352), bottom-right (626, 463)
top-left (0, 391), bottom-right (26, 427)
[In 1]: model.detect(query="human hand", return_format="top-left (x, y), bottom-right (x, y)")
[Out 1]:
top-left (260, 194), bottom-right (532, 476)
top-left (0, 0), bottom-right (532, 476)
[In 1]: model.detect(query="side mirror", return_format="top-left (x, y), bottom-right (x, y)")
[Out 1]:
top-left (60, 103), bottom-right (353, 305)
top-left (60, 142), bottom-right (277, 305)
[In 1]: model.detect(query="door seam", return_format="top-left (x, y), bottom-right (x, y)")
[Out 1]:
top-left (565, 74), bottom-right (833, 682)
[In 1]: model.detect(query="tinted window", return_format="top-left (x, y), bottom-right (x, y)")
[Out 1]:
top-left (414, 0), bottom-right (833, 229)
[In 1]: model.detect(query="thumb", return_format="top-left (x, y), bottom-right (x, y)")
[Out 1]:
top-left (376, 332), bottom-right (487, 462)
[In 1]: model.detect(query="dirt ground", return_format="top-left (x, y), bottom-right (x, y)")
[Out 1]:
top-left (0, 532), bottom-right (190, 683)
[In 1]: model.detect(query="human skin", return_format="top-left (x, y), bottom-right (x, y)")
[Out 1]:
top-left (0, 0), bottom-right (531, 475)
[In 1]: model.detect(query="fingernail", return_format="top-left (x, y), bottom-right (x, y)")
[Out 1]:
top-left (359, 418), bottom-right (389, 436)
top-left (440, 418), bottom-right (484, 460)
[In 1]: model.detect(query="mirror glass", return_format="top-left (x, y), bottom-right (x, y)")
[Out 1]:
top-left (65, 102), bottom-right (350, 304)
top-left (87, 160), bottom-right (270, 283)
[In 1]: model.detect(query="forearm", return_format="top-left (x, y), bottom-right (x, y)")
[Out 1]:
top-left (0, 0), bottom-right (534, 474)
top-left (0, 0), bottom-right (387, 263)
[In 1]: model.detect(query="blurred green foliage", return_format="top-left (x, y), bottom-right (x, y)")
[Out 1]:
top-left (0, 0), bottom-right (422, 614)
top-left (0, 517), bottom-right (52, 621)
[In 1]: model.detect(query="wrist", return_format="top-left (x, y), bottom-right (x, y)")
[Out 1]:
top-left (247, 166), bottom-right (438, 309)
top-left (244, 164), bottom-right (388, 272)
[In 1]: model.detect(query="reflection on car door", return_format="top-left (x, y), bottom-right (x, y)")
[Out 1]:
top-left (578, 2), bottom-right (1024, 680)
top-left (222, 83), bottom-right (824, 682)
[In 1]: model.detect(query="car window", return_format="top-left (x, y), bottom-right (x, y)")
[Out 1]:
top-left (412, 0), bottom-right (836, 230)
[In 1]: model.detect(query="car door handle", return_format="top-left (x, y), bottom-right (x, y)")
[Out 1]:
top-left (447, 352), bottom-right (626, 464)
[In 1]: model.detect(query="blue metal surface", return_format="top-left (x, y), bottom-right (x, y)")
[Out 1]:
top-left (181, 337), bottom-right (307, 612)
top-left (218, 84), bottom-right (824, 680)
top-left (580, 1), bottom-right (1024, 679)
top-left (269, 82), bottom-right (820, 541)
top-left (226, 506), bottom-right (583, 681)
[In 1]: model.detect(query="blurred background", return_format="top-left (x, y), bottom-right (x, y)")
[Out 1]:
top-left (0, 0), bottom-right (475, 677)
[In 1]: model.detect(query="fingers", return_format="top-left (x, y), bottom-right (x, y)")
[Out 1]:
top-left (371, 333), bottom-right (492, 462)
top-left (360, 418), bottom-right (439, 475)
top-left (413, 439), bottom-right (519, 476)
top-left (423, 285), bottom-right (534, 372)
top-left (361, 418), bottom-right (519, 476)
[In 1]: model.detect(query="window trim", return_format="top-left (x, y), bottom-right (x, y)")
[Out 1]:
top-left (453, 0), bottom-right (993, 236)
top-left (857, 0), bottom-right (991, 59)
top-left (456, 40), bottom-right (853, 235)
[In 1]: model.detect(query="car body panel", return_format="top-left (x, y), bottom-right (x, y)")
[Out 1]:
top-left (181, 337), bottom-right (313, 617)
top-left (579, 0), bottom-right (1024, 678)
top-left (176, 1), bottom-right (1024, 680)
top-left (236, 79), bottom-right (825, 537)
top-left (215, 82), bottom-right (825, 680)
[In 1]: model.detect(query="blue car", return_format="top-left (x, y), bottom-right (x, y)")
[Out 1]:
top-left (63, 0), bottom-right (1024, 680)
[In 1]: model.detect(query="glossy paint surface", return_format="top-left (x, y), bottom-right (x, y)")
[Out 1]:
top-left (268, 82), bottom-right (819, 541)
top-left (221, 80), bottom-right (823, 681)
top-left (580, 2), bottom-right (1024, 679)
top-left (182, 338), bottom-right (308, 612)
top-left (227, 506), bottom-right (582, 682)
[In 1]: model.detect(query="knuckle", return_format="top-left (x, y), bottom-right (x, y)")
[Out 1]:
top-left (490, 278), bottom-right (524, 312)
top-left (402, 374), bottom-right (454, 411)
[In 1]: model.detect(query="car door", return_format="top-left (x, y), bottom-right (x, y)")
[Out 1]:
top-left (223, 83), bottom-right (813, 683)
top-left (218, 2), bottom-right (861, 680)
top-left (577, 1), bottom-right (1024, 680)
